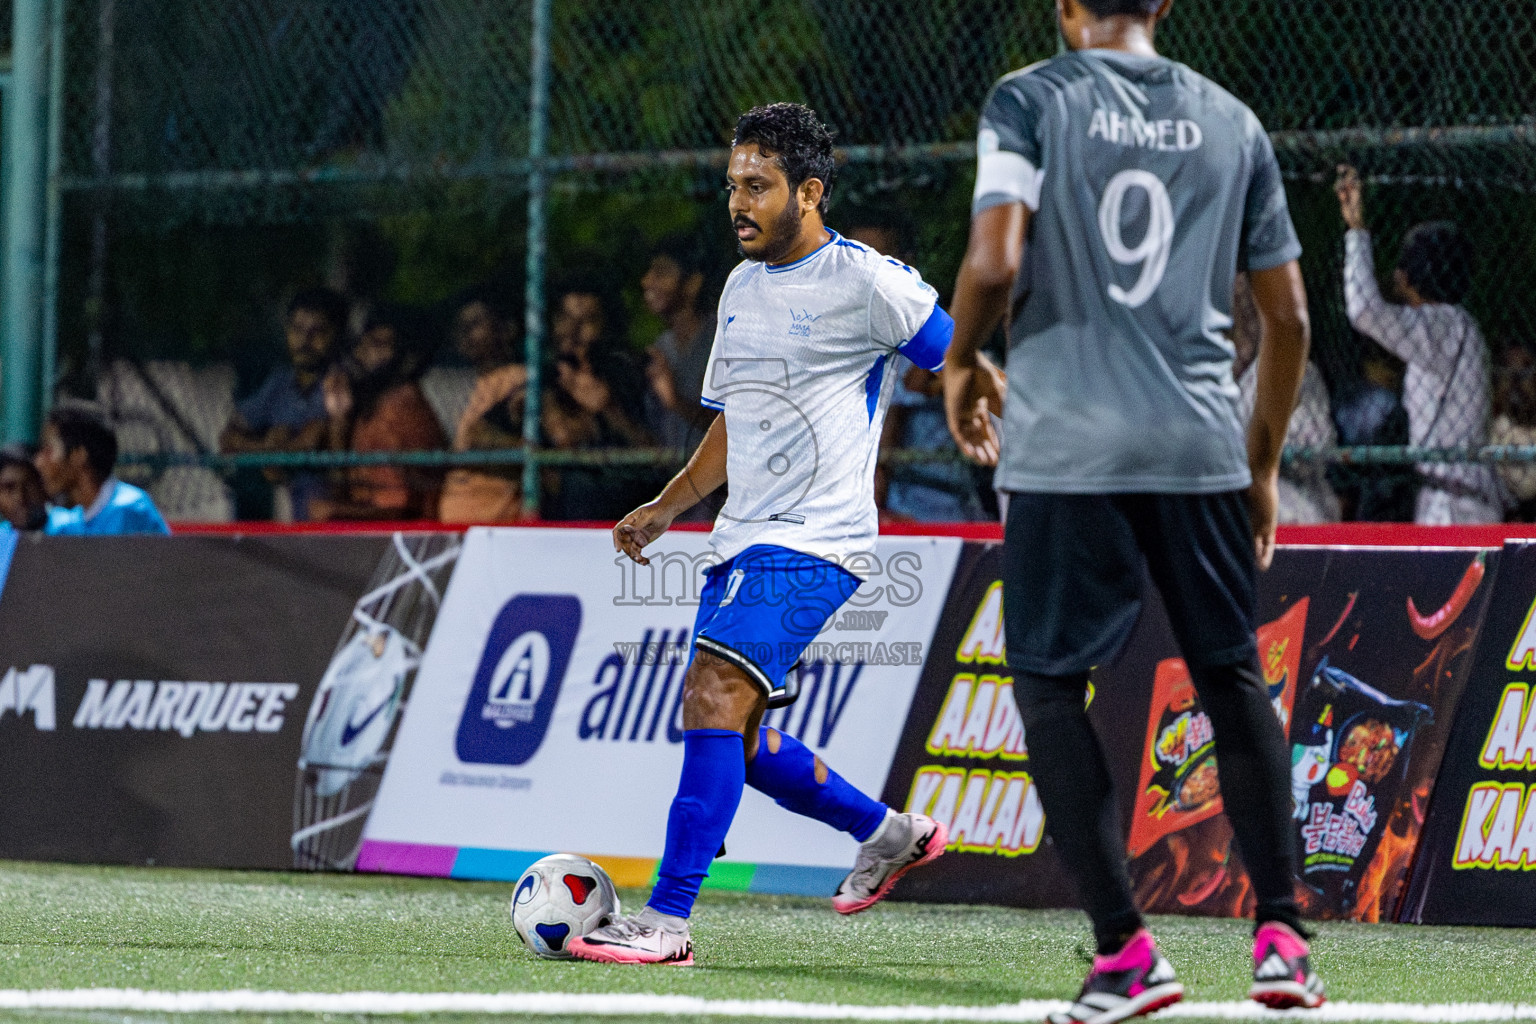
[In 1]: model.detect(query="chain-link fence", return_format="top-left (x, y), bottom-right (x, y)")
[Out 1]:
top-left (45, 0), bottom-right (1536, 523)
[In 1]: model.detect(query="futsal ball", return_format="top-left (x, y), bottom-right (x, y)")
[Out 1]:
top-left (510, 854), bottom-right (621, 959)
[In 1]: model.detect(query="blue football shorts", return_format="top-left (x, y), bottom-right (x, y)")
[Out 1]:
top-left (690, 543), bottom-right (862, 707)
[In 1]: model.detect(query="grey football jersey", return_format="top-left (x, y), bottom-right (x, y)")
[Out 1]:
top-left (975, 50), bottom-right (1301, 494)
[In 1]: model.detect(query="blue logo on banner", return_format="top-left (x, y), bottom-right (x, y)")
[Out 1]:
top-left (455, 594), bottom-right (582, 766)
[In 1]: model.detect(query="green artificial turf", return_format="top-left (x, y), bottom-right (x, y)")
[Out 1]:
top-left (0, 860), bottom-right (1530, 1024)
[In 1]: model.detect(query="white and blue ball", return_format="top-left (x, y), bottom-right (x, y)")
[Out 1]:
top-left (510, 853), bottom-right (621, 959)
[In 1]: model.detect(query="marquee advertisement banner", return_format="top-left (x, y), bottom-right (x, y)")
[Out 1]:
top-left (1404, 541), bottom-right (1536, 926)
top-left (0, 532), bottom-right (461, 868)
top-left (359, 527), bottom-right (963, 895)
top-left (880, 542), bottom-right (1497, 923)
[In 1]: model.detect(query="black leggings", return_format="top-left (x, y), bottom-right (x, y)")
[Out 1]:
top-left (1016, 657), bottom-right (1304, 954)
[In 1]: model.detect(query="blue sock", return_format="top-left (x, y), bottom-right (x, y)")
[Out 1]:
top-left (647, 729), bottom-right (746, 919)
top-left (745, 727), bottom-right (888, 841)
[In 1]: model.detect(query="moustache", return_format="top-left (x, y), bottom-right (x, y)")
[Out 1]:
top-left (733, 216), bottom-right (760, 231)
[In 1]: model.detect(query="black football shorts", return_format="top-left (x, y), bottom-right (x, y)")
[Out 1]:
top-left (1001, 490), bottom-right (1258, 676)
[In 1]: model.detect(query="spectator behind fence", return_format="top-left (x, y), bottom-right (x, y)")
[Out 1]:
top-left (220, 288), bottom-right (348, 521)
top-left (1332, 351), bottom-right (1418, 521)
top-left (844, 207), bottom-right (985, 521)
top-left (641, 235), bottom-right (718, 451)
top-left (312, 306), bottom-right (448, 521)
top-left (1335, 352), bottom-right (1405, 447)
top-left (1492, 345), bottom-right (1536, 519)
top-left (437, 285), bottom-right (528, 523)
top-left (1231, 273), bottom-right (1341, 523)
top-left (541, 279), bottom-right (652, 520)
top-left (1336, 165), bottom-right (1500, 524)
top-left (0, 445), bottom-right (48, 532)
top-left (37, 406), bottom-right (170, 536)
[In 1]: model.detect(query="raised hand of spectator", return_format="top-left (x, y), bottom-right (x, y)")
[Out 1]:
top-left (558, 360), bottom-right (613, 415)
top-left (646, 347), bottom-right (680, 412)
top-left (1335, 164), bottom-right (1366, 230)
top-left (323, 366), bottom-right (354, 423)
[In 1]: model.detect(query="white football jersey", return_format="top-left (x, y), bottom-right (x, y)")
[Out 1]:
top-left (700, 230), bottom-right (952, 570)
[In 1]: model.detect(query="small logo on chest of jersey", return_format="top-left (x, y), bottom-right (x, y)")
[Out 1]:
top-left (788, 309), bottom-right (821, 338)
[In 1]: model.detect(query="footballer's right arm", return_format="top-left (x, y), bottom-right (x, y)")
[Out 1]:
top-left (1247, 259), bottom-right (1311, 571)
top-left (613, 412), bottom-right (728, 565)
top-left (944, 201), bottom-right (1028, 465)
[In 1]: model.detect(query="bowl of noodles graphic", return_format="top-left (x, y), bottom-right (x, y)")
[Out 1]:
top-left (1174, 753), bottom-right (1222, 812)
top-left (1336, 717), bottom-right (1401, 784)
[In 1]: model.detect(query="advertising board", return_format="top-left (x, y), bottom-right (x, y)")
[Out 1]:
top-left (360, 527), bottom-right (962, 894)
top-left (882, 542), bottom-right (1495, 923)
top-left (0, 533), bottom-right (457, 868)
top-left (1404, 541), bottom-right (1536, 926)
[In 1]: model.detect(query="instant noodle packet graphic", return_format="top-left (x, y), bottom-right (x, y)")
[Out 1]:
top-left (1291, 657), bottom-right (1432, 914)
top-left (1127, 600), bottom-right (1309, 857)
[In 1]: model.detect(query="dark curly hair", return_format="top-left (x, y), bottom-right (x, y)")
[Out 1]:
top-left (47, 404), bottom-right (118, 483)
top-left (732, 103), bottom-right (836, 215)
top-left (1398, 221), bottom-right (1475, 305)
top-left (1078, 0), bottom-right (1163, 15)
top-left (286, 286), bottom-right (349, 334)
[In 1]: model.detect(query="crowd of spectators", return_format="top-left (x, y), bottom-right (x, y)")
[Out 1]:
top-left (191, 186), bottom-right (1530, 527)
top-left (208, 223), bottom-right (1001, 526)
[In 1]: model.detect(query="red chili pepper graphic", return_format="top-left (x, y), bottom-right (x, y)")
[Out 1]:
top-left (1317, 592), bottom-right (1358, 649)
top-left (1407, 552), bottom-right (1486, 641)
top-left (1177, 862), bottom-right (1228, 906)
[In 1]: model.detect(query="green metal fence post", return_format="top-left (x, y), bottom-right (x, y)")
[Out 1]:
top-left (1, 0), bottom-right (51, 443)
top-left (521, 0), bottom-right (552, 517)
top-left (41, 0), bottom-right (65, 416)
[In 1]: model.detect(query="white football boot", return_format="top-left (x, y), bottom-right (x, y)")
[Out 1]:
top-left (832, 811), bottom-right (948, 915)
top-left (567, 906), bottom-right (694, 966)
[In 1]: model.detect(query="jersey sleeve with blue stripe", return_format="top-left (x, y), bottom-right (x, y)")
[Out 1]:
top-left (871, 257), bottom-right (952, 372)
top-left (698, 265), bottom-right (749, 413)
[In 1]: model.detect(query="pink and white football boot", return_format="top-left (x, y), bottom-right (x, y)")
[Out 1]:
top-left (1047, 928), bottom-right (1183, 1024)
top-left (1249, 920), bottom-right (1326, 1009)
top-left (567, 907), bottom-right (694, 966)
top-left (832, 812), bottom-right (948, 915)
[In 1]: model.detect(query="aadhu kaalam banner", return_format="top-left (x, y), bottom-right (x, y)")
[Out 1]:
top-left (1403, 541), bottom-right (1536, 926)
top-left (882, 541), bottom-right (1498, 923)
top-left (875, 542), bottom-right (1075, 907)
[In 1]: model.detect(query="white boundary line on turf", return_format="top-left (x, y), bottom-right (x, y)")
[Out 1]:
top-left (0, 991), bottom-right (1533, 1022)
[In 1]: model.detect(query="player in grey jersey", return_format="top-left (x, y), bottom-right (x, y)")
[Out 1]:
top-left (944, 1), bottom-right (1325, 1021)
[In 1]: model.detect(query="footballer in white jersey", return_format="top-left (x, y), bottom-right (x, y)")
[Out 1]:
top-left (701, 229), bottom-right (951, 565)
top-left (570, 103), bottom-right (950, 967)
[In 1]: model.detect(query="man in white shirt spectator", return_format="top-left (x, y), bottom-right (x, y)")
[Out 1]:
top-left (1336, 165), bottom-right (1500, 524)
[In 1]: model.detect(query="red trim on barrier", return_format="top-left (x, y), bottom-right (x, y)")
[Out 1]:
top-left (876, 521), bottom-right (1007, 540)
top-left (1275, 524), bottom-right (1536, 547)
top-left (167, 519), bottom-right (1536, 546)
top-left (170, 520), bottom-right (455, 535)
